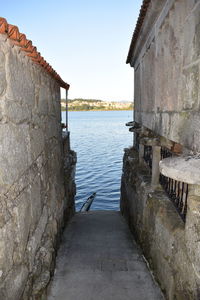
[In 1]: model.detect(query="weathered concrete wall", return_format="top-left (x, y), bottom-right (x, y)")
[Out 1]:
top-left (121, 148), bottom-right (200, 300)
top-left (131, 0), bottom-right (200, 152)
top-left (0, 35), bottom-right (76, 299)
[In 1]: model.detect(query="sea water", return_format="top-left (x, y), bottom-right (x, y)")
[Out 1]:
top-left (62, 110), bottom-right (132, 211)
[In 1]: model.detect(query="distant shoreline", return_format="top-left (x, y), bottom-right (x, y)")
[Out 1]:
top-left (61, 99), bottom-right (133, 112)
top-left (62, 108), bottom-right (133, 112)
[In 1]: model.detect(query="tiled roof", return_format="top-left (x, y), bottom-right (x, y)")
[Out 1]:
top-left (0, 17), bottom-right (69, 90)
top-left (126, 0), bottom-right (151, 64)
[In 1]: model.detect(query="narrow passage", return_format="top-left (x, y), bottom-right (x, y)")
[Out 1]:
top-left (47, 211), bottom-right (164, 300)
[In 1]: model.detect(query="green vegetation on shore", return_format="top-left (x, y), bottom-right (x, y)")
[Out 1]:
top-left (61, 98), bottom-right (133, 111)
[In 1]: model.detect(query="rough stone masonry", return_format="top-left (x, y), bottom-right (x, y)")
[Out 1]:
top-left (122, 0), bottom-right (200, 299)
top-left (0, 33), bottom-right (76, 299)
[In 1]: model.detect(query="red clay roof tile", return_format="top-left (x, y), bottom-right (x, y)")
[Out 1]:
top-left (19, 33), bottom-right (27, 47)
top-left (0, 18), bottom-right (8, 34)
top-left (0, 17), bottom-right (69, 90)
top-left (8, 24), bottom-right (20, 40)
top-left (126, 0), bottom-right (151, 64)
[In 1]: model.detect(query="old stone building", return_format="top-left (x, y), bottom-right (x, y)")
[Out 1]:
top-left (0, 18), bottom-right (76, 299)
top-left (121, 0), bottom-right (200, 299)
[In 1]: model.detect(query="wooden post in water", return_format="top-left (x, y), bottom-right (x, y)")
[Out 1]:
top-left (66, 89), bottom-right (68, 133)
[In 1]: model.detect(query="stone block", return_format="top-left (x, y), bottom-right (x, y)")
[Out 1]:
top-left (29, 127), bottom-right (45, 162)
top-left (0, 195), bottom-right (11, 228)
top-left (183, 2), bottom-right (200, 66)
top-left (32, 270), bottom-right (50, 296)
top-left (29, 176), bottom-right (42, 233)
top-left (44, 116), bottom-right (61, 140)
top-left (38, 86), bottom-right (49, 115)
top-left (0, 124), bottom-right (30, 188)
top-left (185, 195), bottom-right (200, 281)
top-left (5, 48), bottom-right (26, 102)
top-left (2, 100), bottom-right (31, 124)
top-left (3, 265), bottom-right (29, 300)
top-left (0, 51), bottom-right (7, 97)
top-left (27, 207), bottom-right (48, 269)
top-left (11, 191), bottom-right (31, 265)
top-left (0, 220), bottom-right (15, 277)
top-left (181, 64), bottom-right (199, 110)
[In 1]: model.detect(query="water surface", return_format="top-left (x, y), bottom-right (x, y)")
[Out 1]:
top-left (62, 110), bottom-right (132, 211)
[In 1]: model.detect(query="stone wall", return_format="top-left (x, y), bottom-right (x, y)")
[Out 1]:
top-left (123, 1), bottom-right (200, 299)
top-left (131, 0), bottom-right (200, 152)
top-left (121, 147), bottom-right (200, 300)
top-left (0, 35), bottom-right (76, 299)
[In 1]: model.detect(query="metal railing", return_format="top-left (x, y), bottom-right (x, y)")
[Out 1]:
top-left (143, 145), bottom-right (152, 170)
top-left (160, 146), bottom-right (172, 159)
top-left (159, 146), bottom-right (188, 222)
top-left (160, 175), bottom-right (188, 222)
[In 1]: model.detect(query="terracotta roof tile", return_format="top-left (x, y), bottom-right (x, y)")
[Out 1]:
top-left (19, 33), bottom-right (27, 47)
top-left (0, 17), bottom-right (69, 90)
top-left (126, 0), bottom-right (151, 64)
top-left (0, 18), bottom-right (7, 34)
top-left (8, 24), bottom-right (20, 40)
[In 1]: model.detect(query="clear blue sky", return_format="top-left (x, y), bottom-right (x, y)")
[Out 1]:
top-left (1, 0), bottom-right (142, 101)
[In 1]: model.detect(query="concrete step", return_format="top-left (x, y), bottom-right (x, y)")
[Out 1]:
top-left (47, 211), bottom-right (164, 300)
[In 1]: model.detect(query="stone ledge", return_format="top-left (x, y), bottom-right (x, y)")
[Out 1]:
top-left (159, 156), bottom-right (200, 185)
top-left (125, 121), bottom-right (134, 126)
top-left (126, 121), bottom-right (141, 128)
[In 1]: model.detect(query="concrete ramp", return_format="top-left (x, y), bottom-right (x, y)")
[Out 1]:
top-left (47, 211), bottom-right (164, 300)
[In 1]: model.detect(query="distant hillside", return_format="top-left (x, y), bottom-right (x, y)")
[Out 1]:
top-left (61, 98), bottom-right (133, 111)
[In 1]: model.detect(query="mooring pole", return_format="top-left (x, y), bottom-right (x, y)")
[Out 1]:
top-left (66, 89), bottom-right (68, 132)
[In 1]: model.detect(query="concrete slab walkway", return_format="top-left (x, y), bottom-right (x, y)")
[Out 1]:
top-left (47, 211), bottom-right (164, 300)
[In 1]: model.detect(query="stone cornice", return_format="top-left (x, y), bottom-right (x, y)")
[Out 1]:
top-left (160, 155), bottom-right (200, 185)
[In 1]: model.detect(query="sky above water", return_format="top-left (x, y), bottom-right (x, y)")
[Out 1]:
top-left (1, 0), bottom-right (142, 101)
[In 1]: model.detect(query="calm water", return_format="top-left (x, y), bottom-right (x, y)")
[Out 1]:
top-left (62, 110), bottom-right (132, 211)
